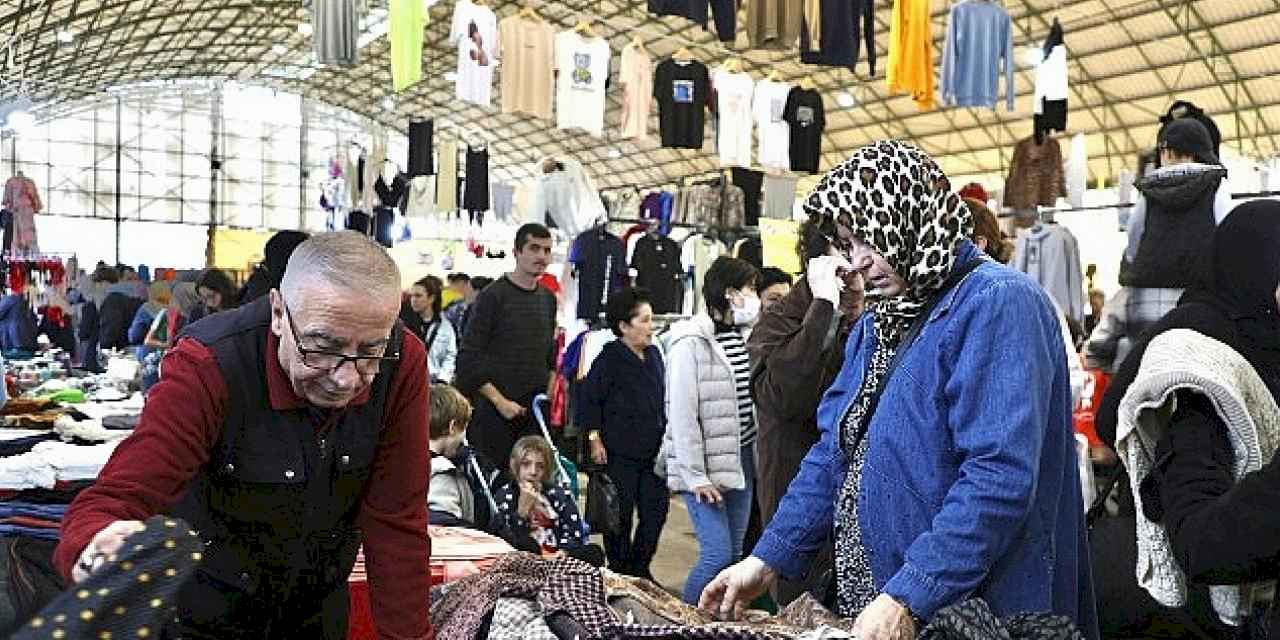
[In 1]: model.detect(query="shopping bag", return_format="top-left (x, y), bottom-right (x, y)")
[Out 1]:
top-left (585, 469), bottom-right (622, 536)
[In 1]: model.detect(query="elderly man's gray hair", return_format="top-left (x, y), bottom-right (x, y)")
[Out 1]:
top-left (279, 232), bottom-right (402, 303)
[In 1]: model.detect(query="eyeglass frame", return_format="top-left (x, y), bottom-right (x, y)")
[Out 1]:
top-left (280, 298), bottom-right (400, 375)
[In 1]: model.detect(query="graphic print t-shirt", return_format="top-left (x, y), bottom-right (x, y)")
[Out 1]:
top-left (753, 80), bottom-right (793, 170)
top-left (783, 87), bottom-right (825, 173)
top-left (449, 0), bottom-right (499, 106)
top-left (555, 31), bottom-right (611, 137)
top-left (654, 59), bottom-right (710, 149)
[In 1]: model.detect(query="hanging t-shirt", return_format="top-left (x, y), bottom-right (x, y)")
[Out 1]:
top-left (555, 31), bottom-right (611, 137)
top-left (450, 0), bottom-right (499, 107)
top-left (498, 15), bottom-right (556, 120)
top-left (712, 68), bottom-right (755, 168)
top-left (752, 79), bottom-right (792, 170)
top-left (783, 87), bottom-right (825, 173)
top-left (654, 59), bottom-right (710, 150)
top-left (389, 0), bottom-right (428, 90)
top-left (619, 44), bottom-right (654, 140)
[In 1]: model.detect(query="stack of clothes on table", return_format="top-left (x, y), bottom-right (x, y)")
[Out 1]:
top-left (0, 393), bottom-right (141, 635)
top-left (430, 553), bottom-right (1090, 640)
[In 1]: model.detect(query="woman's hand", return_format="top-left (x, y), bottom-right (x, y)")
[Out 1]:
top-left (589, 439), bottom-right (608, 466)
top-left (691, 484), bottom-right (723, 505)
top-left (698, 556), bottom-right (777, 621)
top-left (852, 594), bottom-right (917, 640)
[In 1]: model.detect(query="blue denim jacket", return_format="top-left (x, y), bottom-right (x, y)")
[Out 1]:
top-left (753, 243), bottom-right (1099, 638)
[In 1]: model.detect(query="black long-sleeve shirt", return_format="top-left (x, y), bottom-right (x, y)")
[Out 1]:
top-left (454, 276), bottom-right (558, 404)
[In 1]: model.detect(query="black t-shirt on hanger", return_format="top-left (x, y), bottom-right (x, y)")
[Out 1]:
top-left (654, 59), bottom-right (711, 149)
top-left (784, 87), bottom-right (825, 173)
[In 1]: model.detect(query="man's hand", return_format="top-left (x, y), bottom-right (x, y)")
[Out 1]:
top-left (698, 556), bottom-right (777, 621)
top-left (589, 439), bottom-right (608, 466)
top-left (72, 520), bottom-right (147, 583)
top-left (852, 594), bottom-right (917, 640)
top-left (691, 484), bottom-right (723, 505)
top-left (495, 398), bottom-right (526, 422)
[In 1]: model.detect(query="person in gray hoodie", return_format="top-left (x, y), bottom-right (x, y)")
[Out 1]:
top-left (1086, 117), bottom-right (1233, 373)
top-left (658, 256), bottom-right (760, 605)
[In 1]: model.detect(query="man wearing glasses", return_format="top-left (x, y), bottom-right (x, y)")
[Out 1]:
top-left (53, 232), bottom-right (432, 639)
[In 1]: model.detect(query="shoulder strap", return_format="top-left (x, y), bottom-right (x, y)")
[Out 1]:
top-left (858, 258), bottom-right (986, 438)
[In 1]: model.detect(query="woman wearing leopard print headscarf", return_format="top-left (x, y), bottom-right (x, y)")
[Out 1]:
top-left (700, 141), bottom-right (1100, 640)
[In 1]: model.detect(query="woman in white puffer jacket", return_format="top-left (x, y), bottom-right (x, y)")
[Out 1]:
top-left (658, 256), bottom-right (761, 604)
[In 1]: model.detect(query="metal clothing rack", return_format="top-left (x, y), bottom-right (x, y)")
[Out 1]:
top-left (1033, 188), bottom-right (1280, 214)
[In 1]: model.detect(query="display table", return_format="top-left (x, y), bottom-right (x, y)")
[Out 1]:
top-left (347, 527), bottom-right (515, 639)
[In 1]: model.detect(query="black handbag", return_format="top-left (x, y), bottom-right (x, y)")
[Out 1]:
top-left (585, 469), bottom-right (622, 536)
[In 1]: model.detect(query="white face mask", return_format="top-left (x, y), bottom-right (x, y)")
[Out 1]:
top-left (730, 292), bottom-right (761, 326)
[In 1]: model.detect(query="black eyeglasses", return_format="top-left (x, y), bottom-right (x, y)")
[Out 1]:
top-left (281, 300), bottom-right (399, 376)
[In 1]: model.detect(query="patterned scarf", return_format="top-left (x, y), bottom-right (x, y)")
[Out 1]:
top-left (800, 141), bottom-right (972, 617)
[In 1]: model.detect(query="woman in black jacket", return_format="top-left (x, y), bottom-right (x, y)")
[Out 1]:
top-left (577, 287), bottom-right (668, 580)
top-left (1109, 200), bottom-right (1280, 638)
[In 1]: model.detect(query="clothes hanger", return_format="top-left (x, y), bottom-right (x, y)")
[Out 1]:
top-left (672, 47), bottom-right (695, 62)
top-left (517, 4), bottom-right (541, 21)
top-left (798, 76), bottom-right (816, 90)
top-left (573, 19), bottom-right (595, 37)
top-left (766, 69), bottom-right (783, 82)
top-left (630, 36), bottom-right (646, 52)
top-left (722, 57), bottom-right (742, 73)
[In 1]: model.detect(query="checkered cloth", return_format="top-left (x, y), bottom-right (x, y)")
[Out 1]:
top-left (489, 598), bottom-right (558, 640)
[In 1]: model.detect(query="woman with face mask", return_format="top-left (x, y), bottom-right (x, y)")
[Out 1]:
top-left (699, 141), bottom-right (1099, 640)
top-left (657, 256), bottom-right (760, 604)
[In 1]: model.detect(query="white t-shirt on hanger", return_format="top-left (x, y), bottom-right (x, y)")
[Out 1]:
top-left (450, 0), bottom-right (499, 106)
top-left (712, 68), bottom-right (755, 168)
top-left (753, 80), bottom-right (792, 171)
top-left (554, 31), bottom-right (611, 137)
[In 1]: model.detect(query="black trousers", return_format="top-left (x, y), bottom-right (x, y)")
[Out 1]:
top-left (603, 455), bottom-right (669, 577)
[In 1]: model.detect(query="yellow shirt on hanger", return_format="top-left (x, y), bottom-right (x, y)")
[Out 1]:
top-left (390, 0), bottom-right (429, 92)
top-left (888, 0), bottom-right (935, 111)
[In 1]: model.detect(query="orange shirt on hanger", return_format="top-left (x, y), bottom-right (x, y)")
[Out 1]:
top-left (887, 0), bottom-right (935, 110)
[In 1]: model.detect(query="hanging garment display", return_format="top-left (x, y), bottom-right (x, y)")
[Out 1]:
top-left (648, 0), bottom-right (736, 43)
top-left (491, 182), bottom-right (516, 223)
top-left (887, 0), bottom-right (935, 110)
top-left (762, 174), bottom-right (799, 220)
top-left (450, 0), bottom-right (499, 107)
top-left (753, 79), bottom-right (792, 171)
top-left (360, 135), bottom-right (387, 214)
top-left (531, 158), bottom-right (607, 237)
top-left (499, 14), bottom-right (556, 120)
top-left (800, 0), bottom-right (875, 73)
top-left (389, 0), bottom-right (428, 91)
top-left (1034, 18), bottom-right (1068, 138)
top-left (554, 30), bottom-right (611, 137)
top-left (1003, 135), bottom-right (1067, 209)
top-left (784, 87), bottom-right (825, 173)
top-left (405, 175), bottom-right (436, 217)
top-left (407, 120), bottom-right (434, 177)
top-left (572, 226), bottom-right (629, 320)
top-left (632, 232), bottom-right (686, 309)
top-left (1066, 134), bottom-right (1087, 208)
top-left (712, 67), bottom-right (755, 168)
top-left (731, 167), bottom-right (763, 227)
top-left (1011, 222), bottom-right (1085, 324)
top-left (940, 0), bottom-right (1015, 110)
top-left (655, 58), bottom-right (711, 149)
top-left (681, 233), bottom-right (727, 313)
top-left (619, 43), bottom-right (654, 140)
top-left (4, 174), bottom-right (43, 254)
top-left (745, 0), bottom-right (802, 50)
top-left (436, 139), bottom-right (459, 213)
top-left (311, 0), bottom-right (360, 67)
top-left (463, 145), bottom-right (491, 222)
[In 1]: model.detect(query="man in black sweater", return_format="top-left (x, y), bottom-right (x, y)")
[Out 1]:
top-left (455, 224), bottom-right (559, 468)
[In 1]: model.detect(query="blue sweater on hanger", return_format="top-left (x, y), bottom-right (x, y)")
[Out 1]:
top-left (941, 0), bottom-right (1016, 111)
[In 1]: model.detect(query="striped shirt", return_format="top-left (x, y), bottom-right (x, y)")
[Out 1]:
top-left (715, 329), bottom-right (757, 447)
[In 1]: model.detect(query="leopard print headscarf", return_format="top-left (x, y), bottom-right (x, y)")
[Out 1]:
top-left (802, 141), bottom-right (974, 618)
top-left (801, 140), bottom-right (973, 334)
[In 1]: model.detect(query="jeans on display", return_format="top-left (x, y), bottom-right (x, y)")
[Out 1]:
top-left (680, 443), bottom-right (755, 605)
top-left (604, 456), bottom-right (670, 578)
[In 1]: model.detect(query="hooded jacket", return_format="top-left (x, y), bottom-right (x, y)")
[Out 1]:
top-left (1122, 163), bottom-right (1228, 289)
top-left (656, 313), bottom-right (748, 493)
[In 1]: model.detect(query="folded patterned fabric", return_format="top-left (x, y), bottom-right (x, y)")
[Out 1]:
top-left (10, 515), bottom-right (204, 640)
top-left (919, 599), bottom-right (1085, 640)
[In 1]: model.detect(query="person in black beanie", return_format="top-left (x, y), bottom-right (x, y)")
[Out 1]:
top-left (239, 231), bottom-right (311, 305)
